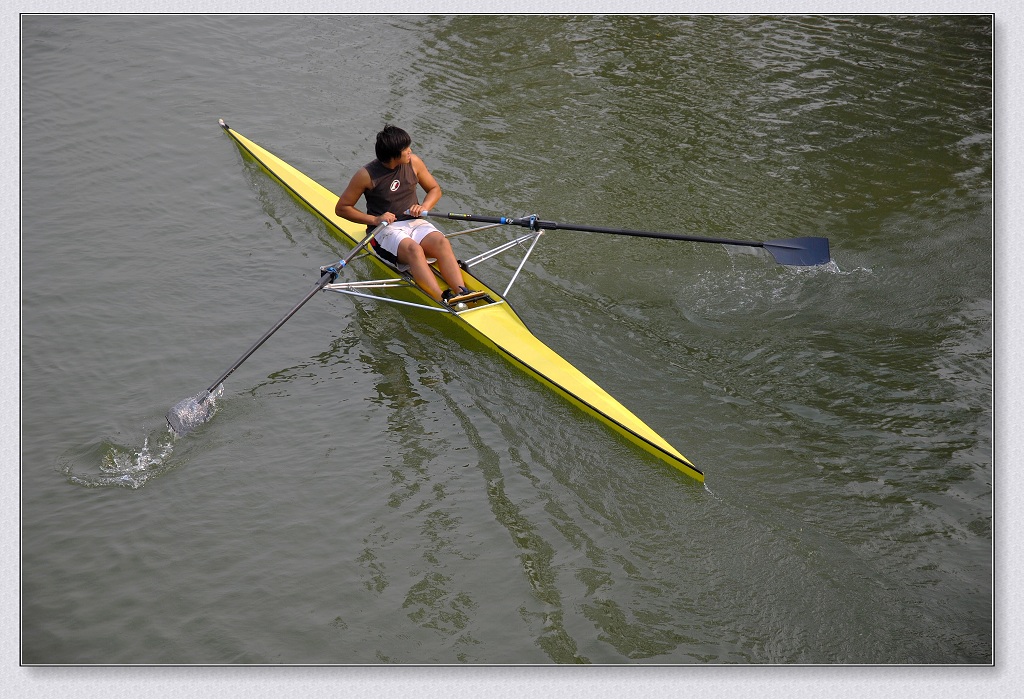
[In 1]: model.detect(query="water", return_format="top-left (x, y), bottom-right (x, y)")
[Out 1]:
top-left (18, 11), bottom-right (993, 689)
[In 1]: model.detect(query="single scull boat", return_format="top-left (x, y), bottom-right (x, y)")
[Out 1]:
top-left (222, 120), bottom-right (703, 481)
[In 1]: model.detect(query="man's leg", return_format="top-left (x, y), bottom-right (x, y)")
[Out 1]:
top-left (419, 231), bottom-right (466, 294)
top-left (397, 237), bottom-right (445, 302)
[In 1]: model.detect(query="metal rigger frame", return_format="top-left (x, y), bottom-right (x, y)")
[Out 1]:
top-left (318, 217), bottom-right (546, 314)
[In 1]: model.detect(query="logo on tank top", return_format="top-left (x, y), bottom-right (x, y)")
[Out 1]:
top-left (390, 179), bottom-right (401, 192)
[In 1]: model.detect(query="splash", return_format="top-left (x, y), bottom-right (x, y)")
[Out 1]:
top-left (810, 259), bottom-right (870, 276)
top-left (60, 385), bottom-right (226, 488)
top-left (61, 430), bottom-right (178, 489)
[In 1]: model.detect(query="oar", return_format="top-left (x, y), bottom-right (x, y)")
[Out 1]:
top-left (165, 223), bottom-right (387, 436)
top-left (419, 211), bottom-right (830, 266)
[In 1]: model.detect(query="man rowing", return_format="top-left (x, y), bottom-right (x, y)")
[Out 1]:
top-left (335, 125), bottom-right (471, 306)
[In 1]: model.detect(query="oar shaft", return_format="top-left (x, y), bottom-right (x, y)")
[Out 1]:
top-left (198, 223), bottom-right (387, 399)
top-left (423, 211), bottom-right (830, 265)
top-left (425, 212), bottom-right (764, 249)
top-left (200, 271), bottom-right (333, 396)
top-left (543, 220), bottom-right (766, 249)
top-left (342, 221), bottom-right (388, 265)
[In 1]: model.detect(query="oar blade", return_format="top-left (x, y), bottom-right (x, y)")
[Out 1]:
top-left (166, 386), bottom-right (223, 436)
top-left (762, 237), bottom-right (831, 266)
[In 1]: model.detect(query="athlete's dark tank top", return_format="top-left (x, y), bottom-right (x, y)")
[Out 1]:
top-left (363, 159), bottom-right (418, 222)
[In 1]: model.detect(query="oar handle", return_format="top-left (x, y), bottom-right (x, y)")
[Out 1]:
top-left (421, 211), bottom-right (525, 226)
top-left (410, 210), bottom-right (508, 227)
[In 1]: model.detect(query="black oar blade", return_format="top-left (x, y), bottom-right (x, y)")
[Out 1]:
top-left (762, 237), bottom-right (831, 266)
top-left (166, 386), bottom-right (222, 436)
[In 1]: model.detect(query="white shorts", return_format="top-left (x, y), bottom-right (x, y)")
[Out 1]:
top-left (373, 218), bottom-right (441, 261)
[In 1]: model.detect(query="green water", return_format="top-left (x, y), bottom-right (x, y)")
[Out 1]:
top-left (18, 11), bottom-right (993, 690)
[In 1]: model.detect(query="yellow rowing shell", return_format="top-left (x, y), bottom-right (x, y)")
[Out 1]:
top-left (220, 121), bottom-right (703, 483)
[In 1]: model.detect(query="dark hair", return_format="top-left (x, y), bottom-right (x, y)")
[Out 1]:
top-left (375, 124), bottom-right (412, 162)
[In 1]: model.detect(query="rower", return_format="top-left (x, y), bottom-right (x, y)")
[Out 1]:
top-left (335, 124), bottom-right (470, 306)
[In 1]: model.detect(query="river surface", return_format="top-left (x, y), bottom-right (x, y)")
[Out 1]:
top-left (18, 11), bottom-right (996, 694)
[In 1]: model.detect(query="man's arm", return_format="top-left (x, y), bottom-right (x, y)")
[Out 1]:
top-left (335, 168), bottom-right (394, 225)
top-left (409, 154), bottom-right (442, 217)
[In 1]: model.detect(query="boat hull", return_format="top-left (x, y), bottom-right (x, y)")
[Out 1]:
top-left (220, 122), bottom-right (703, 483)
